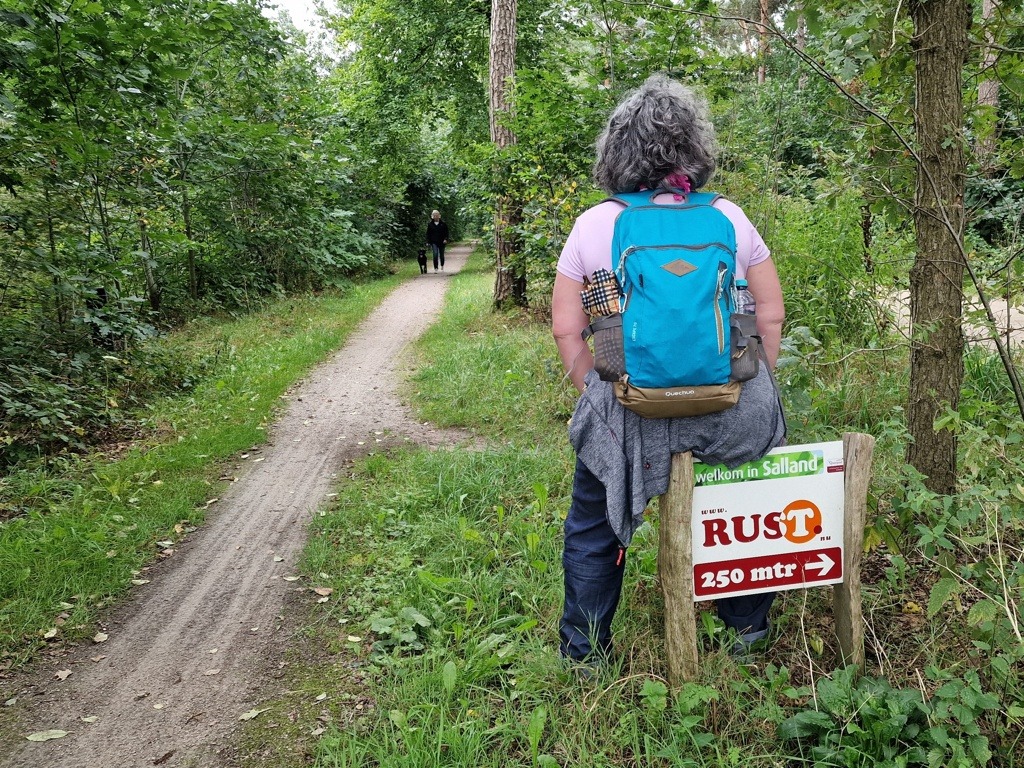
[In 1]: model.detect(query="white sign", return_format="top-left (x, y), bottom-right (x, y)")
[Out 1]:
top-left (690, 441), bottom-right (846, 601)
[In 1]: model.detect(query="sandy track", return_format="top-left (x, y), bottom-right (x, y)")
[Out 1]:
top-left (1, 246), bottom-right (473, 768)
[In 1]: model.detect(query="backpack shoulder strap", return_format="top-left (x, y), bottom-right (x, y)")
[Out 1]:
top-left (682, 191), bottom-right (723, 207)
top-left (605, 190), bottom-right (724, 208)
top-left (603, 191), bottom-right (650, 208)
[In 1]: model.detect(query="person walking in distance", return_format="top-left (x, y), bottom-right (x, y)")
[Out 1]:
top-left (426, 210), bottom-right (449, 272)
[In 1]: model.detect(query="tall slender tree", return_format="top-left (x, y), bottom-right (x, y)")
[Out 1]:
top-left (489, 0), bottom-right (523, 306)
top-left (906, 0), bottom-right (971, 494)
top-left (977, 0), bottom-right (1000, 173)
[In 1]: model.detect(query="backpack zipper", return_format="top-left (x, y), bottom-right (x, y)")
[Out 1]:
top-left (714, 263), bottom-right (727, 354)
top-left (616, 243), bottom-right (734, 288)
top-left (620, 242), bottom-right (735, 258)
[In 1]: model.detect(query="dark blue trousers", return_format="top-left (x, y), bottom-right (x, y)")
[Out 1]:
top-left (430, 243), bottom-right (445, 270)
top-left (560, 458), bottom-right (774, 662)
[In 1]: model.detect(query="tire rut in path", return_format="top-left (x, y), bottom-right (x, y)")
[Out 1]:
top-left (1, 247), bottom-right (474, 768)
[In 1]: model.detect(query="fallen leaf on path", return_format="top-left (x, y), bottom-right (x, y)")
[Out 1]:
top-left (92, 632), bottom-right (108, 643)
top-left (208, 648), bottom-right (218, 654)
top-left (43, 628), bottom-right (58, 640)
top-left (54, 670), bottom-right (71, 681)
top-left (310, 727), bottom-right (326, 737)
top-left (153, 703), bottom-right (164, 710)
top-left (315, 693), bottom-right (328, 701)
top-left (204, 498), bottom-right (218, 508)
top-left (155, 540), bottom-right (174, 548)
top-left (273, 556), bottom-right (284, 562)
top-left (317, 597), bottom-right (329, 604)
top-left (239, 708), bottom-right (269, 721)
top-left (252, 457), bottom-right (265, 463)
top-left (132, 579), bottom-right (150, 586)
top-left (90, 655), bottom-right (106, 663)
top-left (153, 750), bottom-right (175, 765)
top-left (26, 730), bottom-right (68, 742)
top-left (283, 576), bottom-right (300, 582)
top-left (313, 587), bottom-right (333, 597)
top-left (4, 697), bottom-right (17, 706)
top-left (81, 716), bottom-right (98, 723)
top-left (204, 669), bottom-right (220, 676)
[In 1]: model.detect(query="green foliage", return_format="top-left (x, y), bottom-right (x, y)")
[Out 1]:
top-left (782, 666), bottom-right (1000, 768)
top-left (369, 606), bottom-right (433, 654)
top-left (0, 0), bottom-right (416, 466)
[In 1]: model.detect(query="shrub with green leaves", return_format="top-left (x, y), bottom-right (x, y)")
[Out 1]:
top-left (781, 666), bottom-right (998, 768)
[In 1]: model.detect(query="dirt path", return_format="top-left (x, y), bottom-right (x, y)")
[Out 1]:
top-left (0, 246), bottom-right (474, 768)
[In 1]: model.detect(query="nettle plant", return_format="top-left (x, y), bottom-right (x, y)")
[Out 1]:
top-left (781, 666), bottom-right (999, 768)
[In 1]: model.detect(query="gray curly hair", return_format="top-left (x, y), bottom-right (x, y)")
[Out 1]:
top-left (593, 74), bottom-right (718, 194)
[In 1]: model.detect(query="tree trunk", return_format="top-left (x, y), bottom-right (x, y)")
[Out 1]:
top-left (489, 0), bottom-right (521, 307)
top-left (757, 0), bottom-right (770, 84)
top-left (977, 0), bottom-right (1000, 173)
top-left (906, 0), bottom-right (970, 495)
top-left (796, 4), bottom-right (807, 90)
top-left (181, 184), bottom-right (199, 301)
top-left (138, 212), bottom-right (161, 313)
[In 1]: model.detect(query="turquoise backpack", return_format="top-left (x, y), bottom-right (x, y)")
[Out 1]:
top-left (594, 190), bottom-right (758, 417)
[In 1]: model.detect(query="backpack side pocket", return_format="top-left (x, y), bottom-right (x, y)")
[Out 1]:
top-left (729, 313), bottom-right (761, 382)
top-left (583, 314), bottom-right (626, 382)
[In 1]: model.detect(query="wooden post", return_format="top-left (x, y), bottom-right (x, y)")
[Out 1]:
top-left (659, 452), bottom-right (699, 688)
top-left (833, 431), bottom-right (875, 668)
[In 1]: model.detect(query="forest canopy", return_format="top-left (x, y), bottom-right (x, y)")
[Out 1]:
top-left (2, 0), bottom-right (1022, 480)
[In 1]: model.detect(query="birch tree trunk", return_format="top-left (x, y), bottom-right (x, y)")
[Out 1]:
top-left (906, 0), bottom-right (970, 495)
top-left (757, 0), bottom-right (770, 84)
top-left (977, 0), bottom-right (1000, 173)
top-left (489, 0), bottom-right (523, 307)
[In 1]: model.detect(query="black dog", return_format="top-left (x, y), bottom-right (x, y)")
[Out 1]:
top-left (417, 248), bottom-right (428, 274)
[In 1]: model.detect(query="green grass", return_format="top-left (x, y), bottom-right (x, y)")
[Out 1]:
top-left (0, 264), bottom-right (412, 663)
top-left (404, 252), bottom-right (575, 446)
top-left (266, 245), bottom-right (1022, 768)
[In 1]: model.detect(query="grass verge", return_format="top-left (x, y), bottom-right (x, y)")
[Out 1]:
top-left (257, 245), bottom-right (1022, 767)
top-left (0, 264), bottom-right (412, 666)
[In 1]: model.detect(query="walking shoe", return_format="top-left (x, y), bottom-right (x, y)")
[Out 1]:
top-left (729, 624), bottom-right (771, 660)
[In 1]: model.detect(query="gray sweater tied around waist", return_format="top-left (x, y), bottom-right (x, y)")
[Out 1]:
top-left (568, 366), bottom-right (787, 547)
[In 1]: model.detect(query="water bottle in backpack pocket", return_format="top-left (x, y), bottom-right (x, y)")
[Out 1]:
top-left (729, 278), bottom-right (761, 383)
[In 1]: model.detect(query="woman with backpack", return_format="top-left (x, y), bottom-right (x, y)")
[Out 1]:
top-left (551, 74), bottom-right (787, 673)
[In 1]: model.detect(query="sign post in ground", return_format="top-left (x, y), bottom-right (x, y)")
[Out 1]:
top-left (658, 432), bottom-right (875, 688)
